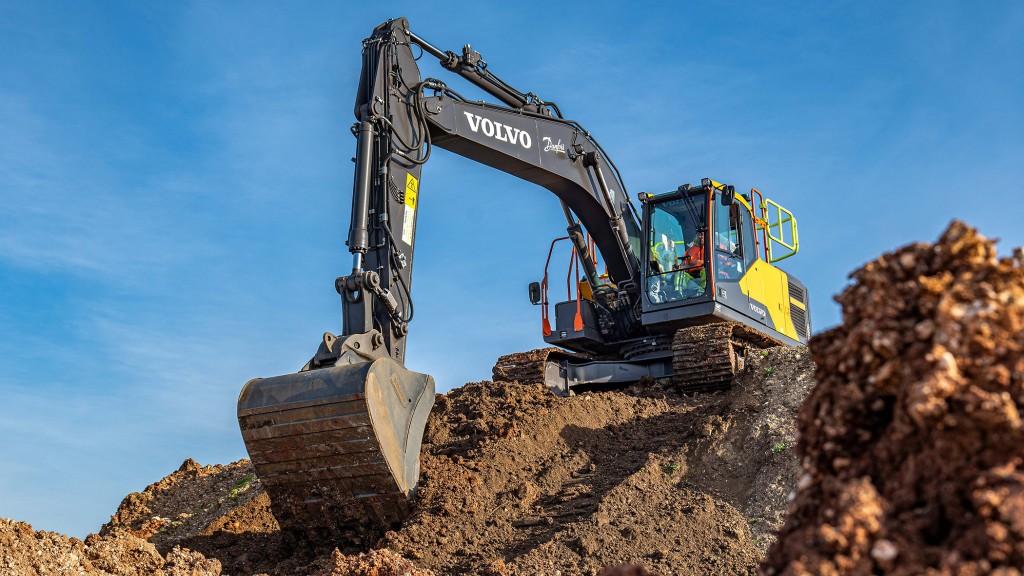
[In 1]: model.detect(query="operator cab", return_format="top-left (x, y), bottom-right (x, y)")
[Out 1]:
top-left (532, 178), bottom-right (810, 362)
top-left (638, 179), bottom-right (809, 346)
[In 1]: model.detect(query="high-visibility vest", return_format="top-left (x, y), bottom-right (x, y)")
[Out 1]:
top-left (682, 245), bottom-right (704, 273)
top-left (674, 266), bottom-right (706, 293)
top-left (652, 242), bottom-right (676, 273)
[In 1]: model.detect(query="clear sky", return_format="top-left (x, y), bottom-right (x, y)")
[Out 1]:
top-left (1, 1), bottom-right (1021, 538)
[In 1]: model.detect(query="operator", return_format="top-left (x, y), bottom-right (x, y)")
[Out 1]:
top-left (676, 232), bottom-right (706, 297)
top-left (649, 233), bottom-right (684, 302)
top-left (650, 230), bottom-right (708, 300)
top-left (680, 233), bottom-right (705, 275)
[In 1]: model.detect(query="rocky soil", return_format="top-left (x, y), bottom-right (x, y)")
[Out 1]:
top-left (764, 221), bottom-right (1024, 575)
top-left (0, 517), bottom-right (220, 576)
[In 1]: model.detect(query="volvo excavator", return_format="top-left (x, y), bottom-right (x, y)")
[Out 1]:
top-left (237, 17), bottom-right (811, 539)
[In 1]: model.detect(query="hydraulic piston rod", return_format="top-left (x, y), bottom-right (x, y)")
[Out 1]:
top-left (406, 28), bottom-right (529, 109)
top-left (348, 120), bottom-right (376, 267)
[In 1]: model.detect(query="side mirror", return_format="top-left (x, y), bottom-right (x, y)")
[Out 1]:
top-left (528, 281), bottom-right (542, 305)
top-left (719, 185), bottom-right (735, 206)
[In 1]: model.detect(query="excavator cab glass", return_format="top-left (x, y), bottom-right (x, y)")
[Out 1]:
top-left (646, 192), bottom-right (708, 303)
top-left (713, 200), bottom-right (748, 281)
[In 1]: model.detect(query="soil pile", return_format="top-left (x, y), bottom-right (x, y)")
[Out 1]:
top-left (382, 345), bottom-right (813, 575)
top-left (100, 459), bottom-right (289, 575)
top-left (763, 222), bottom-right (1024, 575)
top-left (0, 518), bottom-right (220, 576)
top-left (101, 458), bottom-right (273, 549)
top-left (92, 346), bottom-right (812, 575)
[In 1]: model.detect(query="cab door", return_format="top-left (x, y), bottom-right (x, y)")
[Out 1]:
top-left (712, 197), bottom-right (764, 323)
top-left (734, 199), bottom-right (769, 326)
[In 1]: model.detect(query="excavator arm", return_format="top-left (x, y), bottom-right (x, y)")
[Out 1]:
top-left (236, 17), bottom-right (646, 540)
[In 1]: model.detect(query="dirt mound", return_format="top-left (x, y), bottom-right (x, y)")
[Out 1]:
top-left (311, 549), bottom-right (435, 576)
top-left (102, 458), bottom-right (286, 575)
top-left (763, 221), bottom-right (1024, 575)
top-left (0, 518), bottom-right (220, 576)
top-left (1, 518), bottom-right (99, 575)
top-left (102, 458), bottom-right (272, 548)
top-left (383, 380), bottom-right (761, 575)
top-left (690, 346), bottom-right (814, 553)
top-left (93, 345), bottom-right (812, 575)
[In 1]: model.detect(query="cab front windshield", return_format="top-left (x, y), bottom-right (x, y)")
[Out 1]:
top-left (647, 193), bottom-right (707, 303)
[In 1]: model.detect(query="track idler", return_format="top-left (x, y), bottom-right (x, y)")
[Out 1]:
top-left (237, 331), bottom-right (434, 540)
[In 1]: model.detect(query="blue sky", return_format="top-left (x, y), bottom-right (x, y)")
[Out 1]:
top-left (1, 1), bottom-right (1021, 537)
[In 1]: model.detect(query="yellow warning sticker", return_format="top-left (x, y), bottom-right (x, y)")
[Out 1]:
top-left (405, 172), bottom-right (419, 209)
top-left (402, 172), bottom-right (419, 244)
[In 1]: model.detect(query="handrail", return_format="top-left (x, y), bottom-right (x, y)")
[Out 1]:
top-left (763, 197), bottom-right (799, 263)
top-left (540, 236), bottom-right (570, 336)
top-left (749, 187), bottom-right (769, 260)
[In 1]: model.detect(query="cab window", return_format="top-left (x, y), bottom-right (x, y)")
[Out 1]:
top-left (739, 202), bottom-right (758, 269)
top-left (714, 200), bottom-right (747, 281)
top-left (647, 193), bottom-right (707, 303)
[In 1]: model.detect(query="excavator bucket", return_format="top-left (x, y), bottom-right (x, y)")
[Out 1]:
top-left (237, 357), bottom-right (435, 536)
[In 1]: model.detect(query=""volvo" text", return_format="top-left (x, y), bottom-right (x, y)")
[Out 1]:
top-left (463, 112), bottom-right (532, 149)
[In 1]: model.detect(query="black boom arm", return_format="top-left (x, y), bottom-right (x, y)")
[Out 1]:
top-left (336, 17), bottom-right (643, 366)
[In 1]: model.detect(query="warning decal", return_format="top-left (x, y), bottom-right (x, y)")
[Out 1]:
top-left (402, 172), bottom-right (419, 244)
top-left (404, 172), bottom-right (418, 209)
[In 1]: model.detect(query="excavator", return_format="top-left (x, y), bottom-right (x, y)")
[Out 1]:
top-left (236, 17), bottom-right (811, 539)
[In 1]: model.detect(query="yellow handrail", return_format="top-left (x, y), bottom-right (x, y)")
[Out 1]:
top-left (761, 197), bottom-right (799, 262)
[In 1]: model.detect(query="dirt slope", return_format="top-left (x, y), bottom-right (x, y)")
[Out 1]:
top-left (763, 221), bottom-right (1024, 575)
top-left (92, 346), bottom-right (812, 576)
top-left (383, 345), bottom-right (813, 575)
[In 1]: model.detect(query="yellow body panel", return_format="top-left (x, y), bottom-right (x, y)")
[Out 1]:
top-left (579, 279), bottom-right (594, 301)
top-left (738, 259), bottom-right (799, 341)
